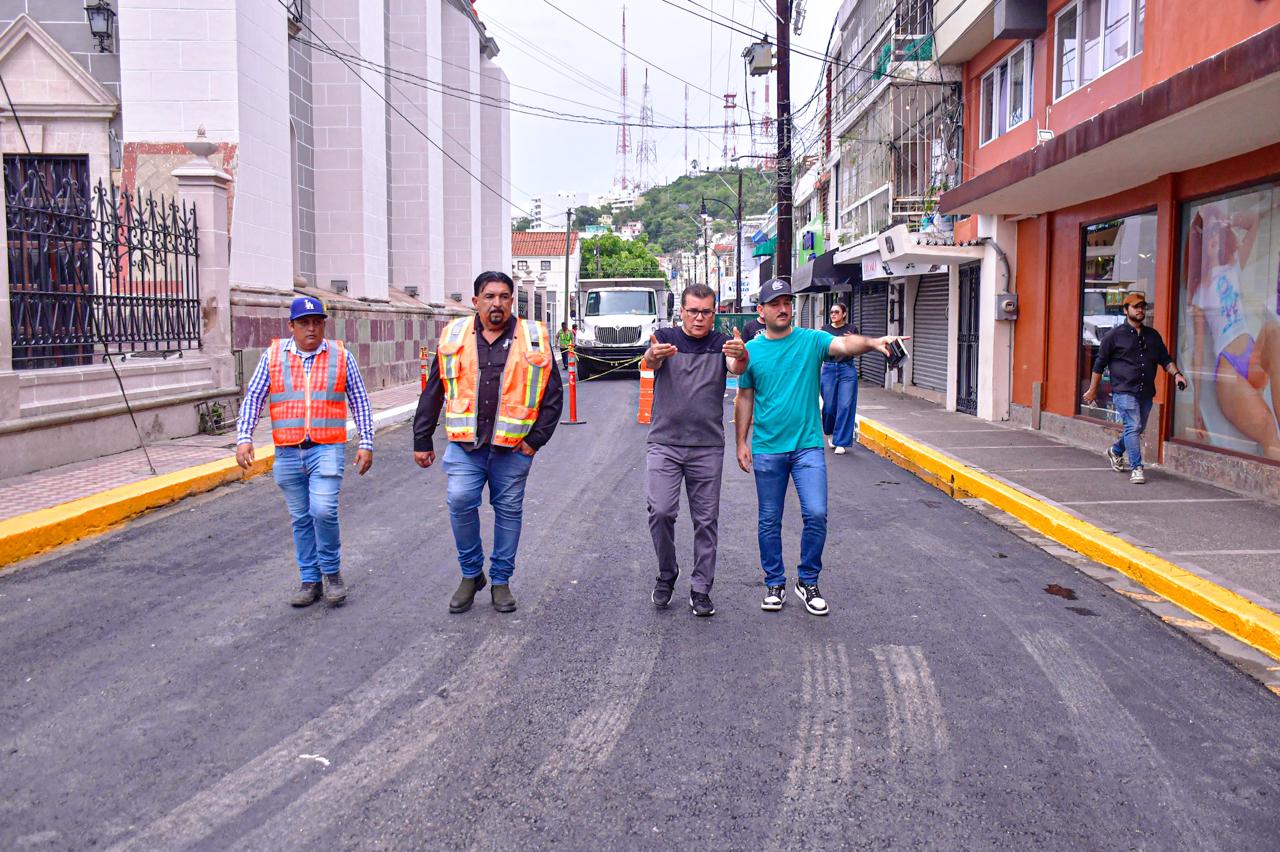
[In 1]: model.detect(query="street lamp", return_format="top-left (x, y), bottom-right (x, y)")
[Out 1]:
top-left (84, 1), bottom-right (117, 53)
top-left (702, 195), bottom-right (742, 312)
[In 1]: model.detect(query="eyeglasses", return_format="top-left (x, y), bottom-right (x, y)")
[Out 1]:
top-left (684, 308), bottom-right (714, 318)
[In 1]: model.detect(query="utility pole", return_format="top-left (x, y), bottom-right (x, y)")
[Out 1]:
top-left (735, 170), bottom-right (744, 311)
top-left (702, 215), bottom-right (710, 296)
top-left (594, 243), bottom-right (601, 277)
top-left (775, 0), bottom-right (792, 284)
top-left (563, 208), bottom-right (574, 327)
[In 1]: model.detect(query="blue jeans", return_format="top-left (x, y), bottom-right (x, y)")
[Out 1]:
top-left (442, 442), bottom-right (534, 584)
top-left (1111, 392), bottom-right (1153, 469)
top-left (273, 443), bottom-right (345, 582)
top-left (752, 447), bottom-right (828, 586)
top-left (821, 361), bottom-right (859, 447)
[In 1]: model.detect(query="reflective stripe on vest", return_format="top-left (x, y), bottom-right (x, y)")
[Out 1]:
top-left (438, 316), bottom-right (552, 448)
top-left (268, 339), bottom-right (350, 446)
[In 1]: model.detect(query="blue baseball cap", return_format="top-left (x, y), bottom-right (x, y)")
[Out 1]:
top-left (290, 296), bottom-right (327, 321)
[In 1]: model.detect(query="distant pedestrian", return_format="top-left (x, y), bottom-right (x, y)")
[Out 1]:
top-left (734, 279), bottom-right (907, 615)
top-left (235, 296), bottom-right (374, 608)
top-left (741, 315), bottom-right (765, 342)
top-left (1082, 292), bottom-right (1187, 484)
top-left (642, 283), bottom-right (749, 617)
top-left (557, 321), bottom-right (574, 370)
top-left (821, 302), bottom-right (860, 454)
top-left (414, 271), bottom-right (563, 614)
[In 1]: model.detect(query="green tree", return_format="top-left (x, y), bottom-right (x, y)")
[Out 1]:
top-left (615, 169), bottom-right (775, 254)
top-left (579, 233), bottom-right (662, 279)
top-left (513, 216), bottom-right (532, 231)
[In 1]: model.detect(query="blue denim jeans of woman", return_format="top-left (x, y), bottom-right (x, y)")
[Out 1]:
top-left (752, 447), bottom-right (828, 586)
top-left (820, 360), bottom-right (859, 447)
top-left (273, 443), bottom-right (346, 582)
top-left (442, 442), bottom-right (534, 584)
top-left (1110, 392), bottom-right (1153, 468)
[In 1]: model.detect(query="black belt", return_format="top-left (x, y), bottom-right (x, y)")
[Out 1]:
top-left (297, 439), bottom-right (319, 449)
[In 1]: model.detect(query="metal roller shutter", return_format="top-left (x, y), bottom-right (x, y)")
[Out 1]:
top-left (857, 284), bottom-right (888, 386)
top-left (911, 274), bottom-right (949, 392)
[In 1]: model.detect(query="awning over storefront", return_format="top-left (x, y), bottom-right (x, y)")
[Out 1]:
top-left (940, 25), bottom-right (1280, 216)
top-left (752, 236), bottom-right (777, 258)
top-left (792, 248), bottom-right (863, 295)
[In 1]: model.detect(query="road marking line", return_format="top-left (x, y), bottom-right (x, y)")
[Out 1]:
top-left (1020, 631), bottom-right (1210, 848)
top-left (1060, 498), bottom-right (1249, 506)
top-left (108, 635), bottom-right (457, 851)
top-left (228, 634), bottom-right (528, 851)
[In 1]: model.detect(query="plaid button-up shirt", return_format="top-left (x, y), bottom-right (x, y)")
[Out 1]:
top-left (236, 339), bottom-right (375, 450)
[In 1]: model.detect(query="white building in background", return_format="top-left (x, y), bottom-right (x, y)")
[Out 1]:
top-left (0, 1), bottom-right (512, 474)
top-left (512, 231), bottom-right (579, 327)
top-left (530, 190), bottom-right (587, 230)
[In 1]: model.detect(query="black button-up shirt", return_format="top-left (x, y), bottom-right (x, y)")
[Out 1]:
top-left (414, 315), bottom-right (563, 453)
top-left (1092, 321), bottom-right (1172, 399)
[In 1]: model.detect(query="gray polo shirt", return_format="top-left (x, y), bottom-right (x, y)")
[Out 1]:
top-left (647, 327), bottom-right (730, 447)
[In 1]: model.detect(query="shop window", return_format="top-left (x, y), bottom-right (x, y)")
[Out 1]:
top-left (1174, 183), bottom-right (1280, 462)
top-left (1078, 212), bottom-right (1158, 420)
top-left (980, 42), bottom-right (1031, 145)
top-left (1055, 0), bottom-right (1144, 100)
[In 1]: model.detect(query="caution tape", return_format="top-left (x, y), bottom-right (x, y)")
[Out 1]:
top-left (573, 350), bottom-right (646, 381)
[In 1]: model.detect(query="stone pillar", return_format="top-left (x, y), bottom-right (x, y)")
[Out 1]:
top-left (977, 214), bottom-right (1016, 422)
top-left (173, 133), bottom-right (236, 390)
top-left (442, 2), bottom-right (481, 295)
top-left (479, 57), bottom-right (511, 274)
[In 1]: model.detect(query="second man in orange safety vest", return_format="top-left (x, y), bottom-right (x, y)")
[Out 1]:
top-left (413, 271), bottom-right (563, 614)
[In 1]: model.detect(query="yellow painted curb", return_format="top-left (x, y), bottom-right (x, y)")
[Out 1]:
top-left (0, 446), bottom-right (276, 569)
top-left (858, 417), bottom-right (1280, 664)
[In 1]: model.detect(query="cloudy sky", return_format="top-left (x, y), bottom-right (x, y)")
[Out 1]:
top-left (479, 0), bottom-right (842, 214)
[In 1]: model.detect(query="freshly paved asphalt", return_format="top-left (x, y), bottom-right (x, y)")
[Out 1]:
top-left (2, 378), bottom-right (1279, 850)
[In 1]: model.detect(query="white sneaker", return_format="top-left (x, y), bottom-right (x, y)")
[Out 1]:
top-left (827, 436), bottom-right (835, 448)
top-left (1130, 467), bottom-right (1146, 484)
top-left (795, 581), bottom-right (829, 616)
top-left (834, 446), bottom-right (847, 455)
top-left (761, 585), bottom-right (786, 611)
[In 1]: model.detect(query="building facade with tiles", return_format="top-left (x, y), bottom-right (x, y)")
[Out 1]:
top-left (0, 1), bottom-right (504, 476)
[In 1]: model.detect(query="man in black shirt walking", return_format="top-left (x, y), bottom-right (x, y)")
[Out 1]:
top-left (1082, 292), bottom-right (1187, 484)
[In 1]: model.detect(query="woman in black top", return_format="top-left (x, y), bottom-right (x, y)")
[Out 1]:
top-left (821, 302), bottom-right (860, 453)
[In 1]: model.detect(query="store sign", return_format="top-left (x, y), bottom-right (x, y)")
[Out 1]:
top-left (862, 255), bottom-right (944, 280)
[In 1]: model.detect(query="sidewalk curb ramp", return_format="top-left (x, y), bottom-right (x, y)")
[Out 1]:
top-left (858, 417), bottom-right (1280, 664)
top-left (0, 449), bottom-right (276, 569)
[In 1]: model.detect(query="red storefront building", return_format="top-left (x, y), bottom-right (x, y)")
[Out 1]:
top-left (938, 0), bottom-right (1280, 498)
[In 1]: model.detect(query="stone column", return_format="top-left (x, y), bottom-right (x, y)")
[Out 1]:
top-left (977, 214), bottom-right (1016, 422)
top-left (173, 132), bottom-right (236, 390)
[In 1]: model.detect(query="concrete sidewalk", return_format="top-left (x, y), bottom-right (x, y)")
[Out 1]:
top-left (0, 381), bottom-right (422, 565)
top-left (856, 385), bottom-right (1280, 659)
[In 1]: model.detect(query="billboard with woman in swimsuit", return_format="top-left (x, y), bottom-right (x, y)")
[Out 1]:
top-left (1175, 183), bottom-right (1280, 462)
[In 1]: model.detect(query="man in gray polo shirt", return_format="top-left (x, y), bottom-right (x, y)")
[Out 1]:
top-left (643, 283), bottom-right (749, 616)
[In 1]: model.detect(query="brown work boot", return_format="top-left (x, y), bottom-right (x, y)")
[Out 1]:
top-left (449, 573), bottom-right (487, 613)
top-left (290, 581), bottom-right (323, 608)
top-left (491, 584), bottom-right (517, 613)
top-left (322, 572), bottom-right (347, 606)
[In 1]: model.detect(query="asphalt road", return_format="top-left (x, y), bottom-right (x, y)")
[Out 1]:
top-left (2, 378), bottom-right (1279, 850)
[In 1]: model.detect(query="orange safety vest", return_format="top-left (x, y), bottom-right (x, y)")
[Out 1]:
top-left (437, 316), bottom-right (553, 447)
top-left (267, 338), bottom-right (350, 446)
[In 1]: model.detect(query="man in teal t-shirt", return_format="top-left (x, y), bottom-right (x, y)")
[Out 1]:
top-left (735, 278), bottom-right (905, 616)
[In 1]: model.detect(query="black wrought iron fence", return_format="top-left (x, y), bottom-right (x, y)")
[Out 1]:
top-left (5, 155), bottom-right (200, 370)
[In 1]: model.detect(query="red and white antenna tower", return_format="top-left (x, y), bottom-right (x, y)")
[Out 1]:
top-left (762, 80), bottom-right (775, 171)
top-left (614, 4), bottom-right (631, 190)
top-left (635, 68), bottom-right (657, 192)
top-left (683, 84), bottom-right (689, 176)
top-left (750, 88), bottom-right (758, 158)
top-left (722, 93), bottom-right (737, 167)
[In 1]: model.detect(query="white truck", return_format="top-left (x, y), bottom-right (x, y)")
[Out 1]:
top-left (573, 277), bottom-right (672, 379)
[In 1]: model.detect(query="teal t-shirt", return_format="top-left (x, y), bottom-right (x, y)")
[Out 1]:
top-left (737, 327), bottom-right (834, 454)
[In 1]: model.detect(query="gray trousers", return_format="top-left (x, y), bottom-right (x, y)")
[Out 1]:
top-left (645, 443), bottom-right (724, 594)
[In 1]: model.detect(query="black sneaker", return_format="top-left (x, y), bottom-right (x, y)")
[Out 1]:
top-left (1106, 446), bottom-right (1126, 472)
top-left (652, 568), bottom-right (679, 608)
top-left (689, 591), bottom-right (715, 617)
top-left (761, 585), bottom-right (786, 611)
top-left (321, 572), bottom-right (347, 606)
top-left (795, 581), bottom-right (829, 616)
top-left (290, 581), bottom-right (322, 608)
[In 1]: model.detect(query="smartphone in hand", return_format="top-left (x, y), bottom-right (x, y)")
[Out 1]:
top-left (886, 338), bottom-right (909, 369)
